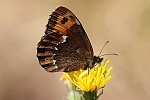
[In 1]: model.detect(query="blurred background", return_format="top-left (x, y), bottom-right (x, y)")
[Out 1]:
top-left (0, 0), bottom-right (150, 100)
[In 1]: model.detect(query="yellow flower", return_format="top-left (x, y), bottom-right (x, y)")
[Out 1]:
top-left (61, 59), bottom-right (112, 92)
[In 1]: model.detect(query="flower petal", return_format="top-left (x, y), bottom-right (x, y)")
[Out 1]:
top-left (61, 59), bottom-right (113, 92)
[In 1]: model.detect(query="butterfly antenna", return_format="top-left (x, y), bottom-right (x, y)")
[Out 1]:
top-left (98, 41), bottom-right (109, 56)
top-left (100, 53), bottom-right (118, 57)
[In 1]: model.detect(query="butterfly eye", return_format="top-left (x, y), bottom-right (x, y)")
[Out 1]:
top-left (61, 17), bottom-right (68, 24)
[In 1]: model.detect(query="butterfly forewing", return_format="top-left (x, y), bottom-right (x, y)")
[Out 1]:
top-left (37, 6), bottom-right (94, 72)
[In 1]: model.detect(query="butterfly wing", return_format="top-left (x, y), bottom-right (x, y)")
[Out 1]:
top-left (37, 6), bottom-right (94, 72)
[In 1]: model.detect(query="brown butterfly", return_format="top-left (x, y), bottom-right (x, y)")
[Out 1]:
top-left (37, 6), bottom-right (103, 72)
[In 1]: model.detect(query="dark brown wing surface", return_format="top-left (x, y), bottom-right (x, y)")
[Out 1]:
top-left (37, 6), bottom-right (94, 72)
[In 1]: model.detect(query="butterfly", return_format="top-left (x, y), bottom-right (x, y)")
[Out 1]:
top-left (37, 6), bottom-right (103, 72)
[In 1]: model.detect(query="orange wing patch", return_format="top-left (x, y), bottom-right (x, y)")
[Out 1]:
top-left (53, 14), bottom-right (76, 35)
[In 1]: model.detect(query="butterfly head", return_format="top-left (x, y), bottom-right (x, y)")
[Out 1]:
top-left (92, 56), bottom-right (103, 66)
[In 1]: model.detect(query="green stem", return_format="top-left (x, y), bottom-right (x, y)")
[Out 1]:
top-left (83, 90), bottom-right (98, 100)
top-left (83, 89), bottom-right (104, 100)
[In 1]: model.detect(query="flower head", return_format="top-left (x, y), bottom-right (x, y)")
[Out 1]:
top-left (61, 59), bottom-right (112, 92)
